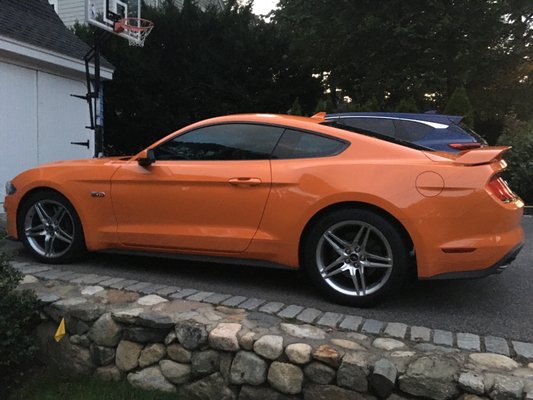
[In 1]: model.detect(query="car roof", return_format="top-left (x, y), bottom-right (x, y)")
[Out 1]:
top-left (326, 112), bottom-right (463, 125)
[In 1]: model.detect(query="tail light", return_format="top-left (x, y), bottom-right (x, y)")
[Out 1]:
top-left (448, 142), bottom-right (482, 150)
top-left (487, 174), bottom-right (516, 203)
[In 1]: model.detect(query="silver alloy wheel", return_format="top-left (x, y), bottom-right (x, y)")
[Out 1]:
top-left (316, 220), bottom-right (393, 297)
top-left (23, 200), bottom-right (75, 259)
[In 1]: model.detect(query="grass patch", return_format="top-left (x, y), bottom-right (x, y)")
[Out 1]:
top-left (9, 374), bottom-right (179, 400)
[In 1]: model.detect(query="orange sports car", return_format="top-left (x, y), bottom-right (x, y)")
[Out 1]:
top-left (3, 113), bottom-right (524, 306)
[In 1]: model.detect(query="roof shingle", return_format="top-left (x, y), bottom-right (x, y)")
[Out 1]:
top-left (0, 0), bottom-right (111, 69)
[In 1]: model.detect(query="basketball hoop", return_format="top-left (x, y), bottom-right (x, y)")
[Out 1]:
top-left (114, 17), bottom-right (154, 47)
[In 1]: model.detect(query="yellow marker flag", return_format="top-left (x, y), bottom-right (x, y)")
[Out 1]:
top-left (54, 317), bottom-right (66, 342)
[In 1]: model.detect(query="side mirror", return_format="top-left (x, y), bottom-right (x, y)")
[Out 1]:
top-left (137, 149), bottom-right (155, 167)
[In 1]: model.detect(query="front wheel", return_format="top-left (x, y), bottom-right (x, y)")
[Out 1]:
top-left (302, 208), bottom-right (409, 307)
top-left (17, 191), bottom-right (85, 264)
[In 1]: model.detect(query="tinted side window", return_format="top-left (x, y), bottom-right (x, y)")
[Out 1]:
top-left (394, 120), bottom-right (433, 141)
top-left (153, 124), bottom-right (284, 161)
top-left (273, 129), bottom-right (347, 159)
top-left (340, 118), bottom-right (395, 137)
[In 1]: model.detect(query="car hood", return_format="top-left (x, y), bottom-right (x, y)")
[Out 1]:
top-left (37, 156), bottom-right (131, 168)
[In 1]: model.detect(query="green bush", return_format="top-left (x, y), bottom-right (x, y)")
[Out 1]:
top-left (444, 87), bottom-right (474, 126)
top-left (0, 252), bottom-right (39, 397)
top-left (497, 116), bottom-right (533, 204)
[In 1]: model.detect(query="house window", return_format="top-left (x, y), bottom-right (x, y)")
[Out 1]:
top-left (48, 0), bottom-right (59, 13)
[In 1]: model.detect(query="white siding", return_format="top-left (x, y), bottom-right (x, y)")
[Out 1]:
top-left (0, 61), bottom-right (92, 198)
top-left (57, 0), bottom-right (225, 27)
top-left (57, 0), bottom-right (87, 27)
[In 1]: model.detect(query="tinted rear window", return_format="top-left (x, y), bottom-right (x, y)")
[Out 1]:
top-left (393, 120), bottom-right (433, 141)
top-left (273, 129), bottom-right (347, 159)
top-left (340, 117), bottom-right (395, 137)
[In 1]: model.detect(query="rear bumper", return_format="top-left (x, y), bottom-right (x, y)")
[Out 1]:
top-left (425, 242), bottom-right (524, 280)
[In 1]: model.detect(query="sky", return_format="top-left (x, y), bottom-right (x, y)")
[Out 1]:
top-left (251, 0), bottom-right (278, 15)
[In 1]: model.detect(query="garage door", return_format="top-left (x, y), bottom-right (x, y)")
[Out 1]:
top-left (0, 62), bottom-right (93, 198)
top-left (0, 61), bottom-right (38, 199)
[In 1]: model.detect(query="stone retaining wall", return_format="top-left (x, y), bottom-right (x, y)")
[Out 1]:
top-left (22, 274), bottom-right (533, 400)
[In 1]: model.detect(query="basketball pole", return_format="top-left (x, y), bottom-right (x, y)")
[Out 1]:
top-left (76, 29), bottom-right (109, 158)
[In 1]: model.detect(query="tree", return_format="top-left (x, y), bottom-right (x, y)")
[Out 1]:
top-left (444, 87), bottom-right (473, 125)
top-left (75, 0), bottom-right (322, 154)
top-left (396, 98), bottom-right (419, 113)
top-left (274, 0), bottom-right (533, 130)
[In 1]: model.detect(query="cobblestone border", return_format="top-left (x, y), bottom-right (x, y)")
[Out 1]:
top-left (12, 261), bottom-right (533, 362)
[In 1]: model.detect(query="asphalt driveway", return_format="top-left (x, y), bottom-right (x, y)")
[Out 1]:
top-left (1, 215), bottom-right (532, 342)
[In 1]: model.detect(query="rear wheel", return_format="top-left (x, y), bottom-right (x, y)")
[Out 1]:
top-left (17, 191), bottom-right (85, 264)
top-left (303, 208), bottom-right (409, 307)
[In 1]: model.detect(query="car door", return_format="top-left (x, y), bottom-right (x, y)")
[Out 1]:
top-left (111, 123), bottom-right (284, 253)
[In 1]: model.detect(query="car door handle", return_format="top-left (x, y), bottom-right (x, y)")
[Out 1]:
top-left (228, 177), bottom-right (262, 186)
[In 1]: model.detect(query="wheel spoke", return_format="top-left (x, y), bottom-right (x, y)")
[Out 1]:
top-left (322, 255), bottom-right (345, 274)
top-left (323, 263), bottom-right (348, 279)
top-left (364, 252), bottom-right (391, 263)
top-left (25, 224), bottom-right (46, 237)
top-left (52, 207), bottom-right (67, 224)
top-left (44, 235), bottom-right (55, 256)
top-left (349, 268), bottom-right (361, 295)
top-left (352, 225), bottom-right (366, 247)
top-left (34, 202), bottom-right (52, 224)
top-left (364, 260), bottom-right (393, 269)
top-left (55, 228), bottom-right (73, 244)
top-left (323, 231), bottom-right (350, 256)
top-left (360, 227), bottom-right (370, 252)
top-left (359, 268), bottom-right (366, 295)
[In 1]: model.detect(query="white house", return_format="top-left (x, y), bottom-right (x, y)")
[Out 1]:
top-left (0, 0), bottom-right (114, 198)
top-left (51, 0), bottom-right (226, 27)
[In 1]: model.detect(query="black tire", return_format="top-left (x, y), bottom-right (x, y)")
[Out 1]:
top-left (17, 190), bottom-right (86, 264)
top-left (302, 208), bottom-right (409, 307)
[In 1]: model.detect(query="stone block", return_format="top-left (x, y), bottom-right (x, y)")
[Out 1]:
top-left (512, 341), bottom-right (533, 361)
top-left (268, 362), bottom-right (304, 395)
top-left (398, 355), bottom-right (459, 400)
top-left (285, 343), bottom-right (312, 365)
top-left (191, 349), bottom-right (220, 377)
top-left (457, 333), bottom-right (480, 351)
top-left (88, 313), bottom-right (123, 347)
top-left (209, 323), bottom-right (242, 352)
top-left (304, 362), bottom-right (336, 384)
top-left (484, 336), bottom-right (510, 356)
top-left (361, 319), bottom-right (384, 334)
top-left (410, 326), bottom-right (431, 342)
top-left (160, 359), bottom-right (191, 385)
top-left (116, 340), bottom-right (143, 371)
top-left (127, 366), bottom-right (176, 393)
top-left (253, 335), bottom-right (283, 360)
top-left (277, 305), bottom-right (304, 319)
top-left (316, 312), bottom-right (343, 328)
top-left (384, 322), bottom-right (408, 339)
top-left (239, 298), bottom-right (266, 311)
top-left (259, 302), bottom-right (285, 314)
top-left (337, 351), bottom-right (369, 392)
top-left (167, 343), bottom-right (192, 363)
top-left (433, 329), bottom-right (454, 347)
top-left (175, 320), bottom-right (208, 350)
top-left (370, 358), bottom-right (397, 399)
top-left (229, 351), bottom-right (268, 385)
top-left (296, 308), bottom-right (322, 323)
top-left (139, 343), bottom-right (166, 368)
top-left (179, 372), bottom-right (235, 400)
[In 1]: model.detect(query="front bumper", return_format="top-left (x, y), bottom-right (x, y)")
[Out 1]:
top-left (426, 242), bottom-right (524, 280)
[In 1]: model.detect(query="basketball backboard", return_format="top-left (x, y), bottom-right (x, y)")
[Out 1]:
top-left (86, 0), bottom-right (153, 46)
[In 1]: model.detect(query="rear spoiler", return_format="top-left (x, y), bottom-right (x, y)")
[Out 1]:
top-left (425, 146), bottom-right (511, 166)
